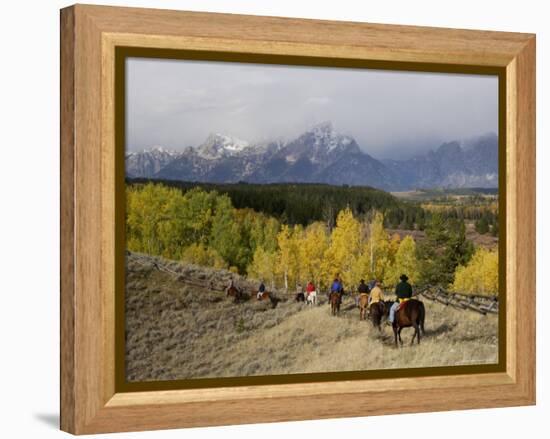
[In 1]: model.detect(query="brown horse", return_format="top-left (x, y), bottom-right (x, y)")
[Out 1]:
top-left (369, 301), bottom-right (390, 330)
top-left (226, 285), bottom-right (245, 302)
top-left (358, 294), bottom-right (369, 320)
top-left (392, 300), bottom-right (425, 346)
top-left (329, 292), bottom-right (341, 316)
top-left (251, 290), bottom-right (279, 308)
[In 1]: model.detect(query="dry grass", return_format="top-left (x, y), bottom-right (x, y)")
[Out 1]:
top-left (125, 254), bottom-right (498, 382)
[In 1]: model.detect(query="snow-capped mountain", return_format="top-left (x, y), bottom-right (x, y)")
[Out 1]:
top-left (126, 124), bottom-right (498, 191)
top-left (125, 146), bottom-right (182, 178)
top-left (280, 121), bottom-right (358, 164)
top-left (196, 133), bottom-right (251, 160)
top-left (247, 122), bottom-right (394, 187)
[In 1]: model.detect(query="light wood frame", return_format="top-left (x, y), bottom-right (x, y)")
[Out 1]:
top-left (60, 4), bottom-right (536, 434)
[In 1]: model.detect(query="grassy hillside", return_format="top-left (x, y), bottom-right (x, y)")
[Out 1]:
top-left (125, 253), bottom-right (498, 382)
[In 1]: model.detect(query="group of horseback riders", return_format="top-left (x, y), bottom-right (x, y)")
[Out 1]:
top-left (362, 275), bottom-right (413, 323)
top-left (226, 272), bottom-right (423, 345)
top-left (329, 273), bottom-right (413, 324)
top-left (326, 272), bottom-right (424, 345)
top-left (227, 272), bottom-right (414, 323)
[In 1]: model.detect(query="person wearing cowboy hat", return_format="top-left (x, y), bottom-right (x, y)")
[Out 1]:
top-left (388, 274), bottom-right (413, 325)
top-left (368, 280), bottom-right (385, 308)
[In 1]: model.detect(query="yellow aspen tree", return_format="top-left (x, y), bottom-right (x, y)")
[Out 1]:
top-left (180, 243), bottom-right (226, 269)
top-left (350, 250), bottom-right (371, 288)
top-left (277, 225), bottom-right (293, 292)
top-left (387, 235), bottom-right (420, 287)
top-left (389, 233), bottom-right (401, 262)
top-left (452, 248), bottom-right (498, 295)
top-left (289, 225), bottom-right (304, 289)
top-left (360, 211), bottom-right (392, 284)
top-left (126, 183), bottom-right (172, 256)
top-left (481, 249), bottom-right (499, 294)
top-left (248, 247), bottom-right (278, 289)
top-left (323, 208), bottom-right (361, 288)
top-left (300, 222), bottom-right (329, 290)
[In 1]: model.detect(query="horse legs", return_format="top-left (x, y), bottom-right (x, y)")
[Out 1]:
top-left (393, 326), bottom-right (398, 347)
top-left (398, 328), bottom-right (403, 345)
top-left (411, 323), bottom-right (419, 345)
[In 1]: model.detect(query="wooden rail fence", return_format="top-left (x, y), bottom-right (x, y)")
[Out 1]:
top-left (416, 285), bottom-right (498, 315)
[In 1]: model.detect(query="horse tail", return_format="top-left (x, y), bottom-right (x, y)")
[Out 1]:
top-left (418, 301), bottom-right (426, 334)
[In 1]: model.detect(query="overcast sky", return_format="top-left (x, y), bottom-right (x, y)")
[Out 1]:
top-left (126, 57), bottom-right (498, 159)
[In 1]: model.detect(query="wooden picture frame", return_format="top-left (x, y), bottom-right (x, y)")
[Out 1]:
top-left (60, 4), bottom-right (536, 434)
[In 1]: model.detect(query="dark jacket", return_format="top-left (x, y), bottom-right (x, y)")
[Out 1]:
top-left (395, 281), bottom-right (413, 300)
top-left (259, 283), bottom-right (265, 293)
top-left (358, 282), bottom-right (370, 294)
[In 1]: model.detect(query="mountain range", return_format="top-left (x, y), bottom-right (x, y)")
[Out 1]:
top-left (126, 122), bottom-right (498, 191)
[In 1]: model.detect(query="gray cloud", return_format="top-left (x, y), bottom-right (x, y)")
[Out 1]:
top-left (127, 57), bottom-right (498, 159)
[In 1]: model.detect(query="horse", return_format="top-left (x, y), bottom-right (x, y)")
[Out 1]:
top-left (306, 290), bottom-right (317, 306)
top-left (252, 290), bottom-right (279, 308)
top-left (329, 292), bottom-right (341, 316)
top-left (358, 294), bottom-right (370, 320)
top-left (226, 285), bottom-right (245, 302)
top-left (392, 299), bottom-right (426, 346)
top-left (369, 301), bottom-right (393, 331)
top-left (295, 292), bottom-right (305, 302)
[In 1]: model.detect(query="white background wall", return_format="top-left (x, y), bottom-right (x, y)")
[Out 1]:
top-left (0, 0), bottom-right (546, 437)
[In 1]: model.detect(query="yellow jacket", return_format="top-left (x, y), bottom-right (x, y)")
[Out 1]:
top-left (369, 286), bottom-right (384, 305)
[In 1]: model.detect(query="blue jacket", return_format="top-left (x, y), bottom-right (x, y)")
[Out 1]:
top-left (331, 280), bottom-right (342, 292)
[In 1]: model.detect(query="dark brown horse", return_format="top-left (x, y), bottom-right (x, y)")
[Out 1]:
top-left (369, 301), bottom-right (391, 330)
top-left (329, 292), bottom-right (341, 316)
top-left (358, 294), bottom-right (369, 320)
top-left (392, 300), bottom-right (425, 346)
top-left (226, 285), bottom-right (245, 302)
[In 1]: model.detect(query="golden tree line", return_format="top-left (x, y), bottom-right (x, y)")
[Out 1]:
top-left (452, 248), bottom-right (499, 295)
top-left (126, 183), bottom-right (498, 295)
top-left (248, 209), bottom-right (421, 292)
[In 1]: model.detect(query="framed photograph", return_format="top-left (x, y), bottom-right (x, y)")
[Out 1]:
top-left (60, 4), bottom-right (536, 434)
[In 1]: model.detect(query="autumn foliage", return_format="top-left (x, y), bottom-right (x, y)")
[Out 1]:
top-left (127, 183), bottom-right (497, 294)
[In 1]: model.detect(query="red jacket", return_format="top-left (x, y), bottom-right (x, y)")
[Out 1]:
top-left (306, 283), bottom-right (315, 293)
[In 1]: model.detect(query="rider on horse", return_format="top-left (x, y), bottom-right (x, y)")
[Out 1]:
top-left (257, 281), bottom-right (266, 300)
top-left (306, 280), bottom-right (316, 299)
top-left (329, 276), bottom-right (343, 303)
top-left (388, 274), bottom-right (413, 325)
top-left (355, 279), bottom-right (370, 307)
top-left (368, 280), bottom-right (385, 308)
